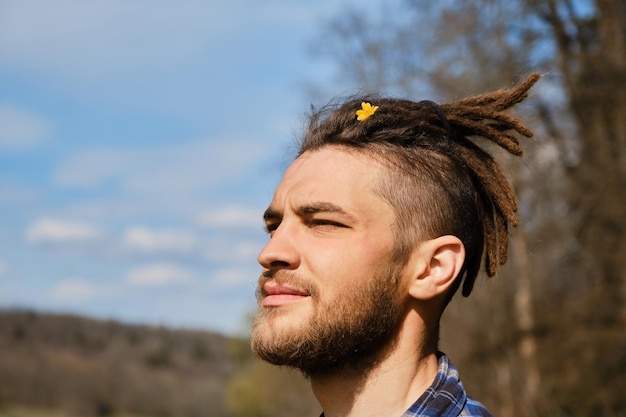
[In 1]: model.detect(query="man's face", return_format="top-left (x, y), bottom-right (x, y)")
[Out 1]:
top-left (251, 147), bottom-right (410, 376)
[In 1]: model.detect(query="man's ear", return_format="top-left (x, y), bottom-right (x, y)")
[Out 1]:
top-left (405, 235), bottom-right (465, 301)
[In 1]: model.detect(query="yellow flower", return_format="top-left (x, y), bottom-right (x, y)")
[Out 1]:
top-left (356, 102), bottom-right (379, 121)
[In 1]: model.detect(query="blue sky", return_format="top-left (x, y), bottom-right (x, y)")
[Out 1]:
top-left (0, 0), bottom-right (373, 335)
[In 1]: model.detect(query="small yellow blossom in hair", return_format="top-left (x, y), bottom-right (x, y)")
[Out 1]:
top-left (356, 102), bottom-right (379, 121)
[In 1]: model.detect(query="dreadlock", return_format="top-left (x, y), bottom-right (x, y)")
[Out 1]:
top-left (299, 73), bottom-right (540, 298)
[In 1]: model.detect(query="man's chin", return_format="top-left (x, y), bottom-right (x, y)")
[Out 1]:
top-left (252, 307), bottom-right (309, 343)
top-left (250, 318), bottom-right (308, 367)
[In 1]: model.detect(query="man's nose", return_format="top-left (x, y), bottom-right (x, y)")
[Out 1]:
top-left (257, 224), bottom-right (301, 270)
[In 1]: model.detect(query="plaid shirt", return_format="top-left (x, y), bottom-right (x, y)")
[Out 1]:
top-left (401, 353), bottom-right (493, 417)
top-left (320, 353), bottom-right (492, 417)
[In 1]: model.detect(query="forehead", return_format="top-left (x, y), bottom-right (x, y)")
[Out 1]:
top-left (271, 147), bottom-right (390, 213)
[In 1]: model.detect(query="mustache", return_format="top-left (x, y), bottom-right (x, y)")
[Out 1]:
top-left (256, 270), bottom-right (319, 299)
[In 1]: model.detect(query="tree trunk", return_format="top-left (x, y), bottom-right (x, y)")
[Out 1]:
top-left (542, 0), bottom-right (626, 325)
top-left (511, 226), bottom-right (540, 412)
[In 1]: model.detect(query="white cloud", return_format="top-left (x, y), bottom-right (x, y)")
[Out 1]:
top-left (53, 136), bottom-right (265, 194)
top-left (126, 263), bottom-right (193, 287)
top-left (122, 227), bottom-right (196, 253)
top-left (0, 103), bottom-right (52, 150)
top-left (0, 0), bottom-right (345, 81)
top-left (51, 279), bottom-right (97, 301)
top-left (213, 267), bottom-right (257, 288)
top-left (25, 217), bottom-right (103, 244)
top-left (198, 205), bottom-right (262, 229)
top-left (0, 1), bottom-right (234, 80)
top-left (205, 239), bottom-right (262, 263)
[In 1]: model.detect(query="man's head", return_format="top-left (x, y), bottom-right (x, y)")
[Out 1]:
top-left (251, 74), bottom-right (540, 375)
top-left (251, 149), bottom-right (408, 376)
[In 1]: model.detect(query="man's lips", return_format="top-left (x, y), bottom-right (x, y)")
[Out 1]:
top-left (262, 283), bottom-right (311, 307)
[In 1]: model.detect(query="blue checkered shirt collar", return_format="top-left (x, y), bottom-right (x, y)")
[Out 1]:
top-left (320, 353), bottom-right (492, 417)
top-left (401, 353), bottom-right (493, 417)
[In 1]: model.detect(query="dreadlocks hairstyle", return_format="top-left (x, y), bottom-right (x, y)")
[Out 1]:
top-left (299, 73), bottom-right (540, 298)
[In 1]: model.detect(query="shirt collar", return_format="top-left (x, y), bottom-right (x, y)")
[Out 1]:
top-left (401, 352), bottom-right (467, 417)
top-left (319, 353), bottom-right (468, 417)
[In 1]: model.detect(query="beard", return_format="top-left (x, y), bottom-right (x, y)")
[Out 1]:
top-left (250, 264), bottom-right (405, 378)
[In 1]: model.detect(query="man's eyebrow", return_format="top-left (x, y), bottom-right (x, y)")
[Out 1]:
top-left (263, 202), bottom-right (358, 223)
top-left (263, 207), bottom-right (282, 223)
top-left (295, 202), bottom-right (357, 222)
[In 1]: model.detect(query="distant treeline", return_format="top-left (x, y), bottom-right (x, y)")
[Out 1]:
top-left (0, 309), bottom-right (238, 417)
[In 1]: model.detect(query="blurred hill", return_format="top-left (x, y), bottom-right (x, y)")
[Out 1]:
top-left (0, 309), bottom-right (238, 417)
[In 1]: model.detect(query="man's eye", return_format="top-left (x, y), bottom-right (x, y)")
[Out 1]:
top-left (265, 223), bottom-right (280, 235)
top-left (309, 219), bottom-right (347, 228)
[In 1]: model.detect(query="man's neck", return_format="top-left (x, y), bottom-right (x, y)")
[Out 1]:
top-left (310, 321), bottom-right (439, 417)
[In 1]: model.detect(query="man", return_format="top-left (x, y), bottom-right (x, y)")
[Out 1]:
top-left (251, 73), bottom-right (541, 417)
